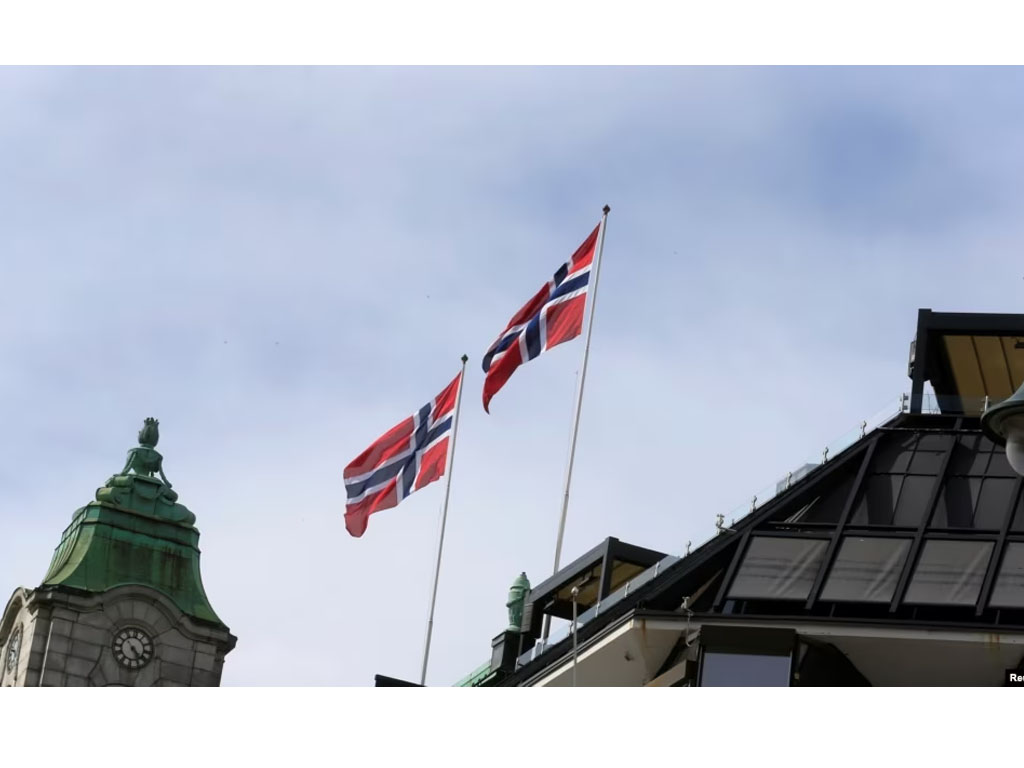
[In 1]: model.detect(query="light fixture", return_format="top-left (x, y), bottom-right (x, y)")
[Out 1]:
top-left (981, 383), bottom-right (1024, 476)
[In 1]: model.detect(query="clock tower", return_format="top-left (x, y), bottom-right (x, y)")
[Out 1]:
top-left (0, 419), bottom-right (236, 686)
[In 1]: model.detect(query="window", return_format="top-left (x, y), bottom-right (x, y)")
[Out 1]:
top-left (948, 435), bottom-right (991, 476)
top-left (933, 477), bottom-right (1016, 529)
top-left (933, 477), bottom-right (982, 527)
top-left (874, 434), bottom-right (917, 474)
top-left (820, 537), bottom-right (911, 603)
top-left (727, 537), bottom-right (828, 601)
top-left (851, 475), bottom-right (904, 525)
top-left (987, 449), bottom-right (1017, 478)
top-left (700, 652), bottom-right (791, 687)
top-left (892, 476), bottom-right (935, 526)
top-left (989, 542), bottom-right (1024, 609)
top-left (771, 463), bottom-right (857, 524)
top-left (975, 478), bottom-right (1017, 529)
top-left (904, 540), bottom-right (994, 606)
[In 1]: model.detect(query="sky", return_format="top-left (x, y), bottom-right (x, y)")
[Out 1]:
top-left (2, 66), bottom-right (1024, 686)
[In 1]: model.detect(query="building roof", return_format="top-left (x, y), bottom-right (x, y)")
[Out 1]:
top-left (457, 309), bottom-right (1024, 685)
top-left (910, 309), bottom-right (1024, 414)
top-left (486, 406), bottom-right (1024, 685)
top-left (40, 421), bottom-right (225, 628)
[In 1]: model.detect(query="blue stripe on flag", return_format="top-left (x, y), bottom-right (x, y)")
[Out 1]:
top-left (399, 404), bottom-right (432, 499)
top-left (524, 315), bottom-right (542, 361)
top-left (482, 330), bottom-right (519, 372)
top-left (548, 271), bottom-right (588, 303)
top-left (345, 459), bottom-right (404, 500)
top-left (552, 262), bottom-right (568, 287)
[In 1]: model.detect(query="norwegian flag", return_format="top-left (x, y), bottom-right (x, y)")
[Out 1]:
top-left (482, 224), bottom-right (600, 412)
top-left (344, 372), bottom-right (462, 537)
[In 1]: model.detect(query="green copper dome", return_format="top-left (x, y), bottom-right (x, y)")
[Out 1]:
top-left (41, 419), bottom-right (224, 627)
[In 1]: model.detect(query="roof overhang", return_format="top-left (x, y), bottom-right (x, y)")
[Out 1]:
top-left (522, 537), bottom-right (666, 631)
top-left (911, 309), bottom-right (1024, 414)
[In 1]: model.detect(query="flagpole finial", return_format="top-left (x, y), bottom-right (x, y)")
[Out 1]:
top-left (461, 354), bottom-right (468, 364)
top-left (602, 204), bottom-right (611, 215)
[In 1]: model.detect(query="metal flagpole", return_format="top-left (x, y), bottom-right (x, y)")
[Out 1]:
top-left (542, 205), bottom-right (611, 642)
top-left (420, 354), bottom-right (469, 685)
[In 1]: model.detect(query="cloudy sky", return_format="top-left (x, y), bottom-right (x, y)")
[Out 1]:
top-left (2, 67), bottom-right (1024, 686)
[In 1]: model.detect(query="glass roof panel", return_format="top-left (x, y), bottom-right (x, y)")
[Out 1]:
top-left (974, 478), bottom-right (1016, 529)
top-left (820, 537), bottom-right (911, 603)
top-left (727, 537), bottom-right (828, 601)
top-left (904, 539), bottom-right (994, 606)
top-left (990, 542), bottom-right (1024, 609)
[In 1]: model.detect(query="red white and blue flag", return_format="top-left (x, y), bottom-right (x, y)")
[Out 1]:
top-left (482, 224), bottom-right (600, 412)
top-left (344, 372), bottom-right (462, 537)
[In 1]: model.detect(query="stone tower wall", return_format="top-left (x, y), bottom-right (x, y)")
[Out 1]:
top-left (1, 585), bottom-right (235, 687)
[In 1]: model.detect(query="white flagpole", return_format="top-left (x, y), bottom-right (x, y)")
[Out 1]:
top-left (542, 205), bottom-right (610, 641)
top-left (420, 354), bottom-right (468, 685)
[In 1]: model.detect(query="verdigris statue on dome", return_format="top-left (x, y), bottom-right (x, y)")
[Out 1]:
top-left (95, 418), bottom-right (196, 526)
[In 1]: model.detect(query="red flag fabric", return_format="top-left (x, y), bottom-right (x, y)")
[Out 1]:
top-left (343, 372), bottom-right (461, 537)
top-left (481, 225), bottom-right (599, 412)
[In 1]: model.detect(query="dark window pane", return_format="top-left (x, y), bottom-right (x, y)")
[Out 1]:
top-left (893, 476), bottom-right (935, 526)
top-left (727, 537), bottom-right (828, 601)
top-left (949, 435), bottom-right (991, 475)
top-left (974, 478), bottom-right (1016, 529)
top-left (909, 447), bottom-right (946, 474)
top-left (875, 434), bottom-right (916, 474)
top-left (773, 466), bottom-right (856, 524)
top-left (821, 537), bottom-right (912, 603)
top-left (988, 450), bottom-right (1017, 478)
top-left (701, 651), bottom-right (791, 687)
top-left (803, 470), bottom-right (856, 524)
top-left (904, 540), bottom-right (994, 606)
top-left (1013, 492), bottom-right (1024, 532)
top-left (933, 477), bottom-right (981, 527)
top-left (990, 543), bottom-right (1024, 608)
top-left (851, 475), bottom-right (903, 525)
top-left (917, 434), bottom-right (953, 452)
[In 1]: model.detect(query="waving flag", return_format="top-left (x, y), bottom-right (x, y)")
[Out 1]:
top-left (344, 372), bottom-right (462, 537)
top-left (482, 224), bottom-right (600, 412)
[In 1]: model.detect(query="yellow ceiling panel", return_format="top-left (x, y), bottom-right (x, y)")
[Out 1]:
top-left (943, 335), bottom-right (986, 398)
top-left (973, 335), bottom-right (1014, 400)
top-left (608, 561), bottom-right (646, 593)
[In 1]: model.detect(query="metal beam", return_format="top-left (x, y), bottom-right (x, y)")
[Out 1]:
top-left (889, 420), bottom-right (961, 612)
top-left (805, 434), bottom-right (881, 610)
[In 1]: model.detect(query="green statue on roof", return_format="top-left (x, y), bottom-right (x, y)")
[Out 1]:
top-left (507, 572), bottom-right (530, 632)
top-left (95, 418), bottom-right (195, 526)
top-left (122, 418), bottom-right (175, 490)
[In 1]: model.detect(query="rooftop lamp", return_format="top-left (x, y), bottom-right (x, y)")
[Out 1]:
top-left (981, 383), bottom-right (1024, 476)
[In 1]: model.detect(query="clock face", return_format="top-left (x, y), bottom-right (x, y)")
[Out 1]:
top-left (5, 627), bottom-right (21, 674)
top-left (112, 627), bottom-right (153, 669)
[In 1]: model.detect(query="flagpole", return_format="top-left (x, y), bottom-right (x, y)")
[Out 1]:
top-left (542, 205), bottom-right (610, 641)
top-left (420, 354), bottom-right (469, 685)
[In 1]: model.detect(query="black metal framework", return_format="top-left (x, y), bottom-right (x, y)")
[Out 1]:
top-left (490, 411), bottom-right (1024, 687)
top-left (518, 537), bottom-right (665, 641)
top-left (717, 413), bottom-right (1024, 626)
